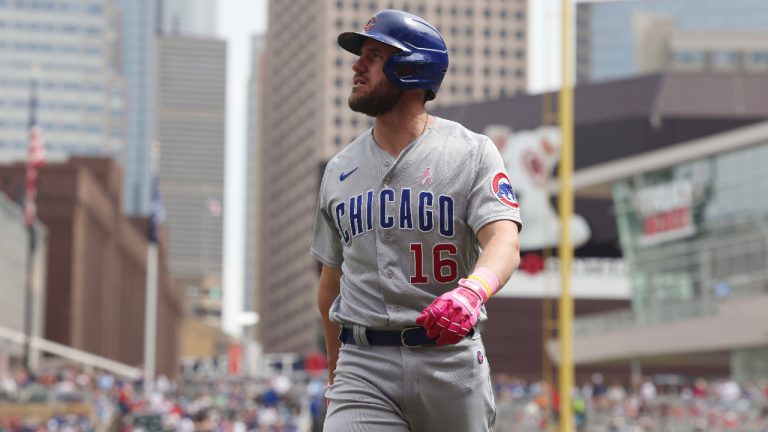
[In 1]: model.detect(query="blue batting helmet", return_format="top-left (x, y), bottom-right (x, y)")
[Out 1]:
top-left (338, 10), bottom-right (449, 101)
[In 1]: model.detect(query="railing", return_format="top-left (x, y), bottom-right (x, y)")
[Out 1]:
top-left (0, 326), bottom-right (140, 379)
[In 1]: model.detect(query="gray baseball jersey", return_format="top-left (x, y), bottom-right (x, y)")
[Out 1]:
top-left (311, 116), bottom-right (522, 329)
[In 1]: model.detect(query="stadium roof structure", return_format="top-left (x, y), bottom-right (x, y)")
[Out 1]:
top-left (436, 71), bottom-right (768, 130)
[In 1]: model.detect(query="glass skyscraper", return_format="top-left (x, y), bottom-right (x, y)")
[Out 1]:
top-left (0, 0), bottom-right (125, 162)
top-left (112, 0), bottom-right (157, 215)
top-left (577, 0), bottom-right (768, 82)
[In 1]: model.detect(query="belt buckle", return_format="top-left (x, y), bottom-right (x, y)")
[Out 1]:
top-left (401, 326), bottom-right (426, 348)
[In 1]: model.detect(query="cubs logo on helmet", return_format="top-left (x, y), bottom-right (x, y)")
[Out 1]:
top-left (364, 16), bottom-right (376, 31)
top-left (492, 172), bottom-right (519, 209)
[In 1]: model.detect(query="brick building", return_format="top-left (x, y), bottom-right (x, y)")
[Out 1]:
top-left (0, 157), bottom-right (183, 376)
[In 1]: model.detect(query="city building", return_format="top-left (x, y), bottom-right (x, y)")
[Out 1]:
top-left (434, 70), bottom-right (768, 379)
top-left (0, 158), bottom-right (182, 376)
top-left (156, 36), bottom-right (226, 280)
top-left (576, 0), bottom-right (768, 83)
top-left (642, 29), bottom-right (768, 75)
top-left (112, 0), bottom-right (158, 215)
top-left (113, 0), bottom-right (217, 215)
top-left (157, 0), bottom-right (217, 37)
top-left (260, 0), bottom-right (529, 354)
top-left (0, 0), bottom-right (126, 162)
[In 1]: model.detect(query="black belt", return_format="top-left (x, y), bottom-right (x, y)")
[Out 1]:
top-left (339, 326), bottom-right (473, 348)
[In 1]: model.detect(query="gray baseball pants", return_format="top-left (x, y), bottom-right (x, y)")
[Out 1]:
top-left (324, 331), bottom-right (496, 432)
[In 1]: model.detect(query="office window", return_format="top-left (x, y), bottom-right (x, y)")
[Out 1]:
top-left (751, 52), bottom-right (768, 64)
top-left (672, 50), bottom-right (704, 69)
top-left (746, 51), bottom-right (768, 70)
top-left (711, 51), bottom-right (738, 70)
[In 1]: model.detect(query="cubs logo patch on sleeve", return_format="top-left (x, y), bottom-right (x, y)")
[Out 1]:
top-left (491, 172), bottom-right (519, 208)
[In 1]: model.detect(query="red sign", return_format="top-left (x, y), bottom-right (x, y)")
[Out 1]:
top-left (228, 343), bottom-right (241, 375)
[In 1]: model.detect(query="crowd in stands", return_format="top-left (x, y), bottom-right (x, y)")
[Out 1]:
top-left (492, 373), bottom-right (768, 431)
top-left (2, 365), bottom-right (768, 431)
top-left (0, 365), bottom-right (326, 431)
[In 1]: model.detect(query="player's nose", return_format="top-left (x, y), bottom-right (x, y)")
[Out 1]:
top-left (352, 56), bottom-right (366, 73)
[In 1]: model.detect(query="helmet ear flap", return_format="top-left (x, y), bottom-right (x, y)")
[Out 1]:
top-left (383, 53), bottom-right (430, 89)
top-left (383, 53), bottom-right (444, 101)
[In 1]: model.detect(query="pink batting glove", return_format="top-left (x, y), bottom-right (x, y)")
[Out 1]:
top-left (416, 278), bottom-right (488, 345)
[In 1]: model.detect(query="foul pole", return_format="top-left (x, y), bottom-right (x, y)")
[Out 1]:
top-left (558, 0), bottom-right (575, 431)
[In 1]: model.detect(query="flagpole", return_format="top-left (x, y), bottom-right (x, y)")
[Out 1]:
top-left (144, 144), bottom-right (163, 396)
top-left (22, 218), bottom-right (35, 371)
top-left (23, 65), bottom-right (43, 372)
top-left (143, 241), bottom-right (158, 394)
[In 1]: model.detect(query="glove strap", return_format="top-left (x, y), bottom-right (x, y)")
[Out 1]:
top-left (467, 267), bottom-right (501, 301)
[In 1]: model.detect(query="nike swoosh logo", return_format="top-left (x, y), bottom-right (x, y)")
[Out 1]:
top-left (340, 167), bottom-right (358, 181)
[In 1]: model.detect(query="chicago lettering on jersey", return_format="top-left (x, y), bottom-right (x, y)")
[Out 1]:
top-left (334, 189), bottom-right (455, 244)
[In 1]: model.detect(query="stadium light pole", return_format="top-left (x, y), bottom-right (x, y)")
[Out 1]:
top-left (558, 0), bottom-right (575, 430)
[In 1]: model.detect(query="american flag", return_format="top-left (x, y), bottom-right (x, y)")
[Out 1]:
top-left (148, 177), bottom-right (166, 243)
top-left (24, 72), bottom-right (45, 227)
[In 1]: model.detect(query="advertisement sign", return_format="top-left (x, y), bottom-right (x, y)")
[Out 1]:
top-left (634, 179), bottom-right (696, 246)
top-left (614, 159), bottom-right (711, 248)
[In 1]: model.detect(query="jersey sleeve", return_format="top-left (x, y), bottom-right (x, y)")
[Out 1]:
top-left (466, 137), bottom-right (523, 234)
top-left (310, 168), bottom-right (344, 268)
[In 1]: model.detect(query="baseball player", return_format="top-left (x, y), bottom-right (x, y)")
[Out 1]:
top-left (311, 10), bottom-right (522, 432)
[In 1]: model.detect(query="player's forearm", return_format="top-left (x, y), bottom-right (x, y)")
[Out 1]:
top-left (317, 265), bottom-right (343, 383)
top-left (474, 220), bottom-right (521, 290)
top-left (318, 285), bottom-right (341, 376)
top-left (320, 315), bottom-right (341, 384)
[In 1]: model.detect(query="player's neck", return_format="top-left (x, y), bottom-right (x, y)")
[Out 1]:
top-left (372, 108), bottom-right (431, 157)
